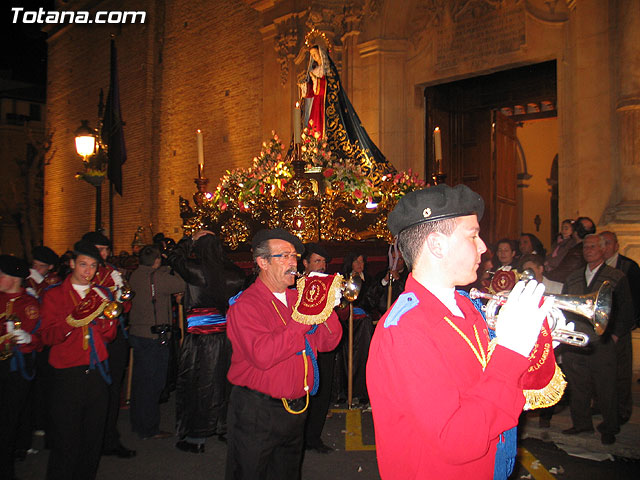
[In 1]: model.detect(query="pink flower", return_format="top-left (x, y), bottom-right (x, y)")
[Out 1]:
top-left (354, 189), bottom-right (363, 199)
top-left (323, 168), bottom-right (334, 178)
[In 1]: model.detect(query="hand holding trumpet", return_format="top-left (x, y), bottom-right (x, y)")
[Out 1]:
top-left (495, 281), bottom-right (554, 357)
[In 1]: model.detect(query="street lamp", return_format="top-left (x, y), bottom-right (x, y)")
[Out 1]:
top-left (74, 120), bottom-right (97, 157)
top-left (74, 119), bottom-right (106, 230)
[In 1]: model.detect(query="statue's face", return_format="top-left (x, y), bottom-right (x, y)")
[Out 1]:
top-left (310, 48), bottom-right (322, 65)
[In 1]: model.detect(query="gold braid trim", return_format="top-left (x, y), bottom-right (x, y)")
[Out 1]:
top-left (281, 350), bottom-right (310, 414)
top-left (487, 340), bottom-right (566, 410)
top-left (523, 363), bottom-right (567, 411)
top-left (291, 274), bottom-right (343, 325)
top-left (65, 301), bottom-right (107, 328)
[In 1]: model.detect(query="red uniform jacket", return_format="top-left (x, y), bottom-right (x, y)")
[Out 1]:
top-left (0, 289), bottom-right (42, 354)
top-left (40, 277), bottom-right (118, 369)
top-left (94, 263), bottom-right (131, 313)
top-left (27, 271), bottom-right (62, 298)
top-left (367, 275), bottom-right (530, 479)
top-left (227, 277), bottom-right (342, 400)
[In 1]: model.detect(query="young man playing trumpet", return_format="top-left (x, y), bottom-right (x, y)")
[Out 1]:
top-left (367, 184), bottom-right (561, 479)
top-left (40, 241), bottom-right (119, 480)
top-left (81, 231), bottom-right (136, 459)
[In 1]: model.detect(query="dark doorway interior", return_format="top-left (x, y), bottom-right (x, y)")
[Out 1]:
top-left (424, 61), bottom-right (557, 245)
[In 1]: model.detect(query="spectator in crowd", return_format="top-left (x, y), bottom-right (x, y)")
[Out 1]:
top-left (128, 245), bottom-right (185, 439)
top-left (519, 233), bottom-right (546, 258)
top-left (546, 216), bottom-right (595, 283)
top-left (225, 229), bottom-right (342, 479)
top-left (495, 238), bottom-right (517, 269)
top-left (561, 234), bottom-right (634, 444)
top-left (601, 230), bottom-right (640, 424)
top-left (545, 219), bottom-right (576, 272)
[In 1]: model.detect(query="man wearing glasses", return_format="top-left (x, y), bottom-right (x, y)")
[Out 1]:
top-left (225, 229), bottom-right (342, 479)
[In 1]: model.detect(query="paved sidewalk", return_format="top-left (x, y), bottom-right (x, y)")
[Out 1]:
top-left (520, 379), bottom-right (640, 460)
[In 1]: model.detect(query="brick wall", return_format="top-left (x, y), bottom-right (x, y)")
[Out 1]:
top-left (44, 0), bottom-right (263, 254)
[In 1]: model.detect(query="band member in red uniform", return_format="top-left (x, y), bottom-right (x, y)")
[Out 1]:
top-left (0, 255), bottom-right (41, 480)
top-left (40, 241), bottom-right (119, 480)
top-left (81, 231), bottom-right (136, 458)
top-left (27, 246), bottom-right (61, 299)
top-left (225, 229), bottom-right (342, 479)
top-left (367, 185), bottom-right (555, 480)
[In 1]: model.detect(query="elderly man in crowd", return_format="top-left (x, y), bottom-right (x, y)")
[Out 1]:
top-left (561, 234), bottom-right (634, 444)
top-left (225, 229), bottom-right (342, 479)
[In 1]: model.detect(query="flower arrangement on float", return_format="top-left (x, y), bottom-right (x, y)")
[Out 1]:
top-left (211, 128), bottom-right (397, 210)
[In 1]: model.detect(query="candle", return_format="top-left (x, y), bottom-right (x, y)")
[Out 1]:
top-left (294, 102), bottom-right (302, 144)
top-left (197, 129), bottom-right (204, 167)
top-left (434, 127), bottom-right (442, 162)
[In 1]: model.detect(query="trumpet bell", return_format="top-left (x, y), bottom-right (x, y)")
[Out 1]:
top-left (119, 286), bottom-right (134, 301)
top-left (103, 301), bottom-right (124, 319)
top-left (342, 274), bottom-right (362, 303)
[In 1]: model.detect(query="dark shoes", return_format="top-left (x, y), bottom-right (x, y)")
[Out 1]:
top-left (561, 426), bottom-right (594, 435)
top-left (175, 440), bottom-right (205, 453)
top-left (102, 444), bottom-right (136, 458)
top-left (601, 433), bottom-right (616, 445)
top-left (305, 441), bottom-right (333, 454)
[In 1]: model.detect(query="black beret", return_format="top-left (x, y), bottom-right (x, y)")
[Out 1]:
top-left (73, 240), bottom-right (102, 262)
top-left (32, 246), bottom-right (59, 266)
top-left (388, 184), bottom-right (484, 236)
top-left (303, 243), bottom-right (331, 262)
top-left (82, 231), bottom-right (111, 247)
top-left (0, 254), bottom-right (29, 279)
top-left (252, 228), bottom-right (304, 254)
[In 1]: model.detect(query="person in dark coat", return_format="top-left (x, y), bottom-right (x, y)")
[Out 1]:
top-left (601, 230), bottom-right (640, 424)
top-left (560, 234), bottom-right (634, 445)
top-left (546, 216), bottom-right (595, 283)
top-left (167, 230), bottom-right (245, 453)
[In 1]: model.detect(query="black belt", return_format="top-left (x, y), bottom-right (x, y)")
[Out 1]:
top-left (238, 385), bottom-right (306, 410)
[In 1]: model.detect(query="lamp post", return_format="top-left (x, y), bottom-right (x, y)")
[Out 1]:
top-left (74, 119), bottom-right (106, 230)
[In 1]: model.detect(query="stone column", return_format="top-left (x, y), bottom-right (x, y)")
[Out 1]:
top-left (605, 0), bottom-right (640, 223)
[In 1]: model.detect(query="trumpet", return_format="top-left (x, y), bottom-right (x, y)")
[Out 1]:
top-left (286, 270), bottom-right (362, 304)
top-left (119, 279), bottom-right (134, 301)
top-left (469, 272), bottom-right (612, 347)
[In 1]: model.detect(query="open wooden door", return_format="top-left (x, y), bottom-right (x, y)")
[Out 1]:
top-left (491, 110), bottom-right (519, 242)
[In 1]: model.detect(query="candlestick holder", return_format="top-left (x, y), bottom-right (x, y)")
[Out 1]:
top-left (194, 169), bottom-right (210, 206)
top-left (430, 171), bottom-right (447, 185)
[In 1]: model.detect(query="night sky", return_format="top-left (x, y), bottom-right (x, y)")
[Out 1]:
top-left (2, 1), bottom-right (55, 85)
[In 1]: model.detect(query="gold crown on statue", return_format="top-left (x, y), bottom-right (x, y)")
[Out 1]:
top-left (304, 27), bottom-right (333, 52)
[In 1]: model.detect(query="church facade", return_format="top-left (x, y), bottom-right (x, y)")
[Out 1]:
top-left (44, 0), bottom-right (640, 361)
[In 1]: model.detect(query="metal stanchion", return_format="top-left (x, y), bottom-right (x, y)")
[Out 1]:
top-left (347, 303), bottom-right (354, 409)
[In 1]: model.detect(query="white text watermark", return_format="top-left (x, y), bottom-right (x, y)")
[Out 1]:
top-left (11, 7), bottom-right (146, 24)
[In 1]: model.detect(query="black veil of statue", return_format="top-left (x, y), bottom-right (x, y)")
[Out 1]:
top-left (303, 46), bottom-right (396, 184)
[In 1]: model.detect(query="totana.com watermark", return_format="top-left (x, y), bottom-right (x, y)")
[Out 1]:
top-left (11, 7), bottom-right (146, 24)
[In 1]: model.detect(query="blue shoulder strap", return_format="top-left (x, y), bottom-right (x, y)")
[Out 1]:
top-left (383, 292), bottom-right (419, 328)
